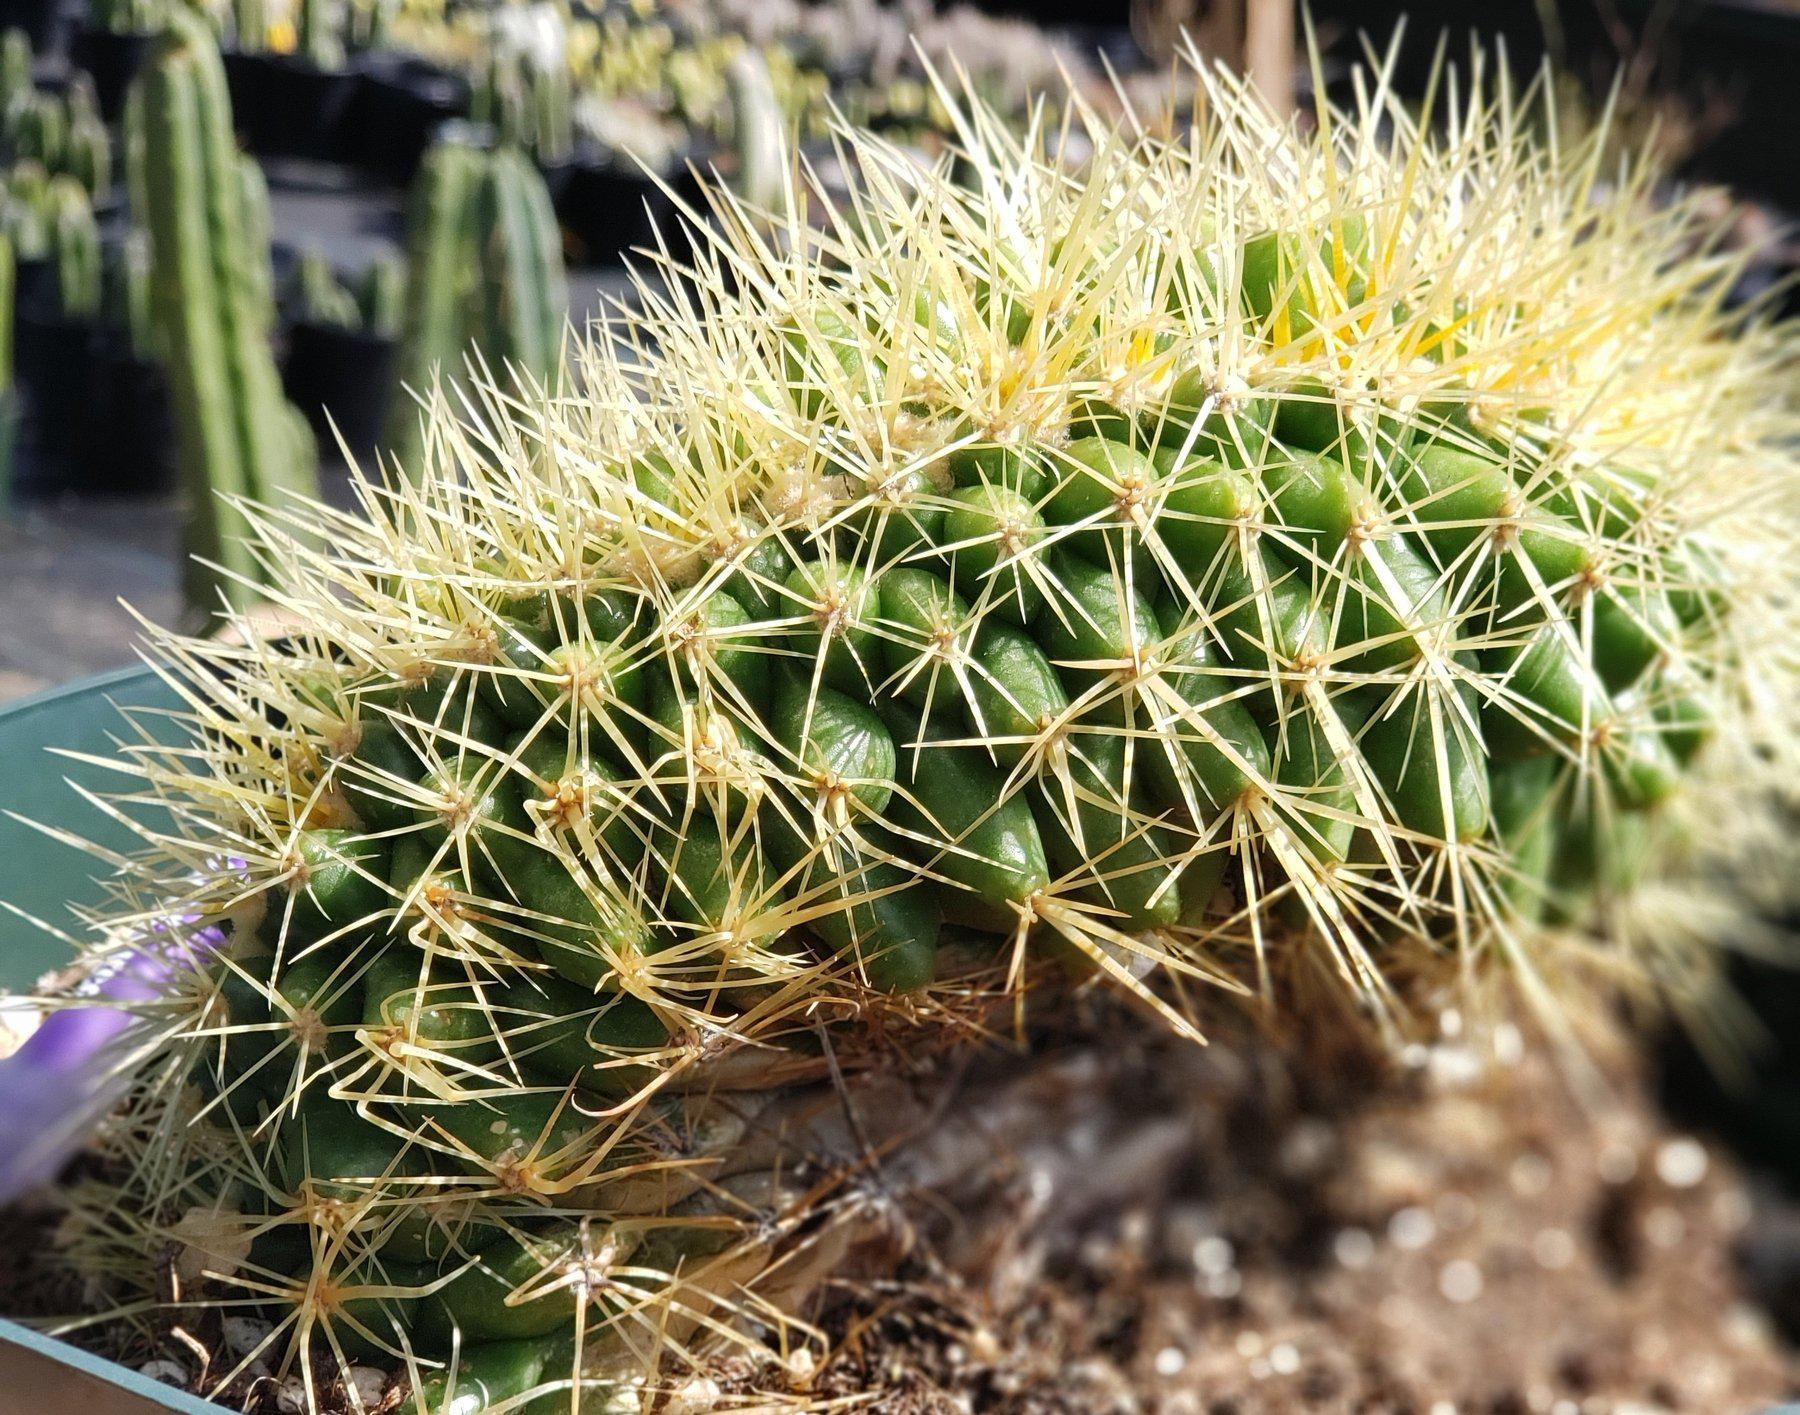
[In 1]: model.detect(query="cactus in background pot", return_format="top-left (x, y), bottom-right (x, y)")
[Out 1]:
top-left (100, 227), bottom-right (154, 358)
top-left (0, 30), bottom-right (29, 112)
top-left (296, 0), bottom-right (341, 69)
top-left (134, 7), bottom-right (317, 609)
top-left (44, 174), bottom-right (98, 318)
top-left (357, 248), bottom-right (402, 338)
top-left (288, 247), bottom-right (359, 328)
top-left (29, 47), bottom-right (1800, 1415)
top-left (63, 75), bottom-right (110, 196)
top-left (385, 129), bottom-right (565, 472)
top-left (3, 159), bottom-right (49, 259)
top-left (0, 226), bottom-right (15, 496)
top-left (231, 0), bottom-right (266, 53)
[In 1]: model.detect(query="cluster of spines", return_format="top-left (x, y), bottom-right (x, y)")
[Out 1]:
top-left (41, 44), bottom-right (1797, 1411)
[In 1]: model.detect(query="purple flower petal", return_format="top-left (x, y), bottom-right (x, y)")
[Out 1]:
top-left (0, 924), bottom-right (225, 1206)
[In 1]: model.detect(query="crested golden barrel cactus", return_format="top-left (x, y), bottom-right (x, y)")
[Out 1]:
top-left (38, 43), bottom-right (1799, 1414)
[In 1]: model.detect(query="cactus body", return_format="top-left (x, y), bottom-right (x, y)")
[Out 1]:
top-left (100, 228), bottom-right (154, 358)
top-left (64, 77), bottom-right (110, 195)
top-left (136, 8), bottom-right (316, 608)
top-left (357, 250), bottom-right (402, 337)
top-left (0, 31), bottom-right (29, 112)
top-left (39, 49), bottom-right (1800, 1413)
top-left (296, 0), bottom-right (340, 68)
top-left (45, 174), bottom-right (98, 318)
top-left (289, 248), bottom-right (357, 327)
top-left (232, 0), bottom-right (265, 52)
top-left (0, 227), bottom-right (13, 393)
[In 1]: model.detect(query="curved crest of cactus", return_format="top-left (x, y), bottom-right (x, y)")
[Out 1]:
top-left (41, 41), bottom-right (1799, 1413)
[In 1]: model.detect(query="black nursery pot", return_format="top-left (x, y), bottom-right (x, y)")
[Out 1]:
top-left (282, 320), bottom-right (395, 458)
top-left (340, 53), bottom-right (468, 185)
top-left (11, 313), bottom-right (95, 495)
top-left (12, 255), bottom-right (58, 323)
top-left (68, 24), bottom-right (156, 124)
top-left (0, 0), bottom-right (65, 58)
top-left (222, 50), bottom-right (357, 162)
top-left (77, 335), bottom-right (174, 495)
top-left (553, 153), bottom-right (700, 266)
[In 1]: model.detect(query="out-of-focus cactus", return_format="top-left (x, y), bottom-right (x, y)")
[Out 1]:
top-left (4, 159), bottom-right (50, 259)
top-left (232, 0), bottom-right (266, 53)
top-left (45, 174), bottom-right (98, 318)
top-left (385, 130), bottom-right (565, 471)
top-left (288, 248), bottom-right (358, 327)
top-left (89, 0), bottom-right (163, 33)
top-left (0, 31), bottom-right (30, 112)
top-left (135, 7), bottom-right (317, 609)
top-left (357, 249), bottom-right (401, 337)
top-left (0, 227), bottom-right (13, 394)
top-left (296, 0), bottom-right (341, 68)
top-left (234, 152), bottom-right (274, 332)
top-left (10, 88), bottom-right (67, 171)
top-left (100, 228), bottom-right (155, 358)
top-left (726, 48), bottom-right (782, 210)
top-left (64, 76), bottom-right (110, 196)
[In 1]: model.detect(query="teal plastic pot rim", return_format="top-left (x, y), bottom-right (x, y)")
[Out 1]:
top-left (0, 1316), bottom-right (218, 1412)
top-left (0, 663), bottom-right (180, 987)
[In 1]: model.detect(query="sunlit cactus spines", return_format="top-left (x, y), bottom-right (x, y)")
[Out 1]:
top-left (42, 43), bottom-right (1799, 1412)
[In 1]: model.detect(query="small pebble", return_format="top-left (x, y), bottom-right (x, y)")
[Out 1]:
top-left (345, 1367), bottom-right (386, 1407)
top-left (1439, 1258), bottom-right (1483, 1303)
top-left (1153, 1345), bottom-right (1186, 1377)
top-left (1334, 1227), bottom-right (1376, 1269)
top-left (1389, 1205), bottom-right (1435, 1250)
top-left (1654, 1136), bottom-right (1708, 1189)
top-left (138, 1359), bottom-right (188, 1388)
top-left (667, 1375), bottom-right (722, 1415)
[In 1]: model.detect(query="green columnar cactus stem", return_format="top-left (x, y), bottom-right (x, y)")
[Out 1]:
top-left (120, 79), bottom-right (147, 221)
top-left (726, 48), bottom-right (783, 210)
top-left (358, 250), bottom-right (402, 338)
top-left (475, 145), bottom-right (566, 377)
top-left (297, 0), bottom-right (340, 68)
top-left (64, 76), bottom-right (109, 196)
top-left (530, 55), bottom-right (572, 164)
top-left (12, 90), bottom-right (67, 171)
top-left (5, 159), bottom-right (50, 258)
top-left (101, 229), bottom-right (155, 358)
top-left (233, 153), bottom-right (274, 333)
top-left (0, 227), bottom-right (13, 392)
top-left (386, 133), bottom-right (565, 473)
top-left (45, 174), bottom-right (98, 318)
top-left (385, 130), bottom-right (481, 469)
top-left (290, 249), bottom-right (357, 327)
top-left (136, 8), bottom-right (317, 610)
top-left (0, 31), bottom-right (29, 112)
top-left (232, 0), bottom-right (265, 52)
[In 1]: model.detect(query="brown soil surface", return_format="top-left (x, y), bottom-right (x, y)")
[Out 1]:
top-left (708, 1020), bottom-right (1799, 1414)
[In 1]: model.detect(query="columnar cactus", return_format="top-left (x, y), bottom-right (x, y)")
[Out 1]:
top-left (385, 130), bottom-right (565, 473)
top-left (64, 74), bottom-right (111, 196)
top-left (40, 50), bottom-right (1799, 1413)
top-left (289, 248), bottom-right (359, 328)
top-left (45, 173), bottom-right (98, 317)
top-left (134, 8), bottom-right (317, 609)
top-left (358, 250), bottom-right (402, 338)
top-left (297, 0), bottom-right (342, 69)
top-left (100, 227), bottom-right (155, 358)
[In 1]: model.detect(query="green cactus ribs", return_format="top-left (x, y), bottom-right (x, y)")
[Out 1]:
top-left (136, 7), bottom-right (318, 611)
top-left (45, 40), bottom-right (1797, 1413)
